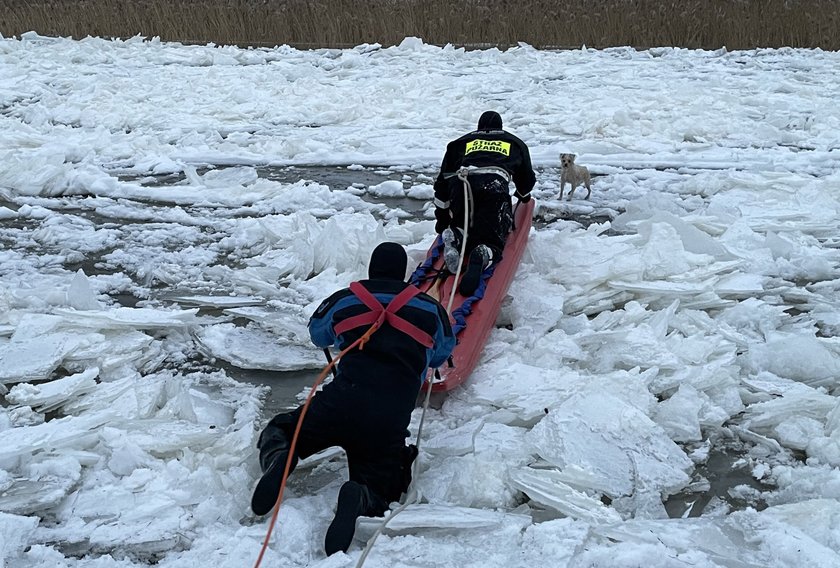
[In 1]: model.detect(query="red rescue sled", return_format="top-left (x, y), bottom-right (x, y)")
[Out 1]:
top-left (411, 199), bottom-right (535, 391)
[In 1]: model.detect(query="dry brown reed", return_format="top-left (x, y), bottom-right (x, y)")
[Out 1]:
top-left (1, 0), bottom-right (837, 50)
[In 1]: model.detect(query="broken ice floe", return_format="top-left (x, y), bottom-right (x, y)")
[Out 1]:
top-left (355, 504), bottom-right (531, 539)
top-left (168, 295), bottom-right (264, 308)
top-left (0, 306), bottom-right (202, 385)
top-left (509, 467), bottom-right (623, 524)
top-left (0, 370), bottom-right (261, 556)
top-left (197, 323), bottom-right (323, 371)
top-left (526, 392), bottom-right (693, 499)
top-left (5, 368), bottom-right (99, 414)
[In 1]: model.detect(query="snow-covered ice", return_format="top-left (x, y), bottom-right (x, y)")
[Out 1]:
top-left (2, 33), bottom-right (840, 567)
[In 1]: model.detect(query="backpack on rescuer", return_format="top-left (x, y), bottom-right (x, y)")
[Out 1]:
top-left (333, 282), bottom-right (434, 348)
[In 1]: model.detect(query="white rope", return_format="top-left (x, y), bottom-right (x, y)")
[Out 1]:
top-left (445, 167), bottom-right (473, 312)
top-left (353, 167), bottom-right (474, 568)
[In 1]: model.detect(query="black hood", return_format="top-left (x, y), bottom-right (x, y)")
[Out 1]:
top-left (477, 111), bottom-right (503, 131)
top-left (368, 242), bottom-right (407, 280)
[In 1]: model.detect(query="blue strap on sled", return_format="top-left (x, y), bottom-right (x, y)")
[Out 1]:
top-left (409, 235), bottom-right (444, 286)
top-left (410, 234), bottom-right (497, 336)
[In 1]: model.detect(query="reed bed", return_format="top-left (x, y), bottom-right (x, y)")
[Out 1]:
top-left (1, 0), bottom-right (837, 50)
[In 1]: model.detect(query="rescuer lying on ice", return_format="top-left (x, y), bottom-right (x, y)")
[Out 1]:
top-left (251, 242), bottom-right (455, 555)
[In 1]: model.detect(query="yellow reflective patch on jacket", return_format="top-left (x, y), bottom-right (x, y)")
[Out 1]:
top-left (464, 139), bottom-right (511, 156)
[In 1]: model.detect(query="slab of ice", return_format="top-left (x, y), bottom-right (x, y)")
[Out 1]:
top-left (0, 512), bottom-right (39, 561)
top-left (592, 517), bottom-right (765, 568)
top-left (355, 504), bottom-right (531, 536)
top-left (422, 421), bottom-right (484, 457)
top-left (0, 332), bottom-right (87, 385)
top-left (0, 410), bottom-right (116, 465)
top-left (746, 333), bottom-right (840, 389)
top-left (715, 272), bottom-right (766, 296)
top-left (53, 306), bottom-right (202, 329)
top-left (197, 323), bottom-right (323, 371)
top-left (367, 179), bottom-right (405, 197)
top-left (509, 467), bottom-right (623, 524)
top-left (526, 392), bottom-right (693, 499)
top-left (608, 278), bottom-right (716, 296)
top-left (741, 386), bottom-right (837, 433)
top-left (0, 457), bottom-right (82, 516)
top-left (63, 330), bottom-right (156, 379)
top-left (169, 295), bottom-right (264, 308)
top-left (632, 212), bottom-right (737, 260)
top-left (6, 367), bottom-right (99, 414)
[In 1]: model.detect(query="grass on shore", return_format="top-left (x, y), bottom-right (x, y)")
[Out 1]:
top-left (1, 0), bottom-right (838, 50)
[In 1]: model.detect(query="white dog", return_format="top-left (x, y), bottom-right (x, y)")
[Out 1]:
top-left (559, 153), bottom-right (591, 200)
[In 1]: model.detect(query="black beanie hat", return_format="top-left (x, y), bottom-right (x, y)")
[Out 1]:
top-left (477, 110), bottom-right (503, 131)
top-left (368, 242), bottom-right (407, 280)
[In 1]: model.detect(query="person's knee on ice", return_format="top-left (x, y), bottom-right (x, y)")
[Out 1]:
top-left (324, 480), bottom-right (385, 555)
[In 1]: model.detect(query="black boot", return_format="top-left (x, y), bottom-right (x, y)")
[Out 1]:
top-left (324, 481), bottom-right (371, 555)
top-left (251, 421), bottom-right (296, 516)
top-left (458, 245), bottom-right (491, 297)
top-left (251, 449), bottom-right (290, 516)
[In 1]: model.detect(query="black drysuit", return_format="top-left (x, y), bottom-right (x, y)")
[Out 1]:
top-left (256, 278), bottom-right (455, 515)
top-left (433, 111), bottom-right (536, 260)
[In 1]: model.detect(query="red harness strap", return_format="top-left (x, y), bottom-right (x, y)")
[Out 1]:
top-left (332, 282), bottom-right (435, 348)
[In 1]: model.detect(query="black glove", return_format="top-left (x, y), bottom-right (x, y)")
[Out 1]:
top-left (434, 208), bottom-right (450, 234)
top-left (517, 192), bottom-right (531, 204)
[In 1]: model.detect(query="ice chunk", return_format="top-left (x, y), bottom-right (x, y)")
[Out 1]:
top-left (355, 504), bottom-right (531, 537)
top-left (654, 384), bottom-right (704, 442)
top-left (618, 211), bottom-right (736, 261)
top-left (168, 295), bottom-right (264, 308)
top-left (0, 456), bottom-right (82, 515)
top-left (53, 306), bottom-right (202, 329)
top-left (196, 323), bottom-right (323, 371)
top-left (715, 272), bottom-right (766, 296)
top-left (422, 421), bottom-right (484, 457)
top-left (773, 416), bottom-right (825, 451)
top-left (742, 384), bottom-right (836, 433)
top-left (0, 410), bottom-right (115, 464)
top-left (0, 512), bottom-right (39, 561)
top-left (66, 270), bottom-right (103, 311)
top-left (527, 392), bottom-right (693, 499)
top-left (593, 516), bottom-right (763, 567)
top-left (367, 179), bottom-right (405, 197)
top-left (509, 467), bottom-right (622, 523)
top-left (419, 452), bottom-right (522, 509)
top-left (0, 332), bottom-right (87, 385)
top-left (6, 367), bottom-right (99, 414)
top-left (508, 274), bottom-right (566, 341)
top-left (746, 333), bottom-right (840, 389)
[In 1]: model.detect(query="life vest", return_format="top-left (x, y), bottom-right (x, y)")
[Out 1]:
top-left (332, 282), bottom-right (434, 348)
